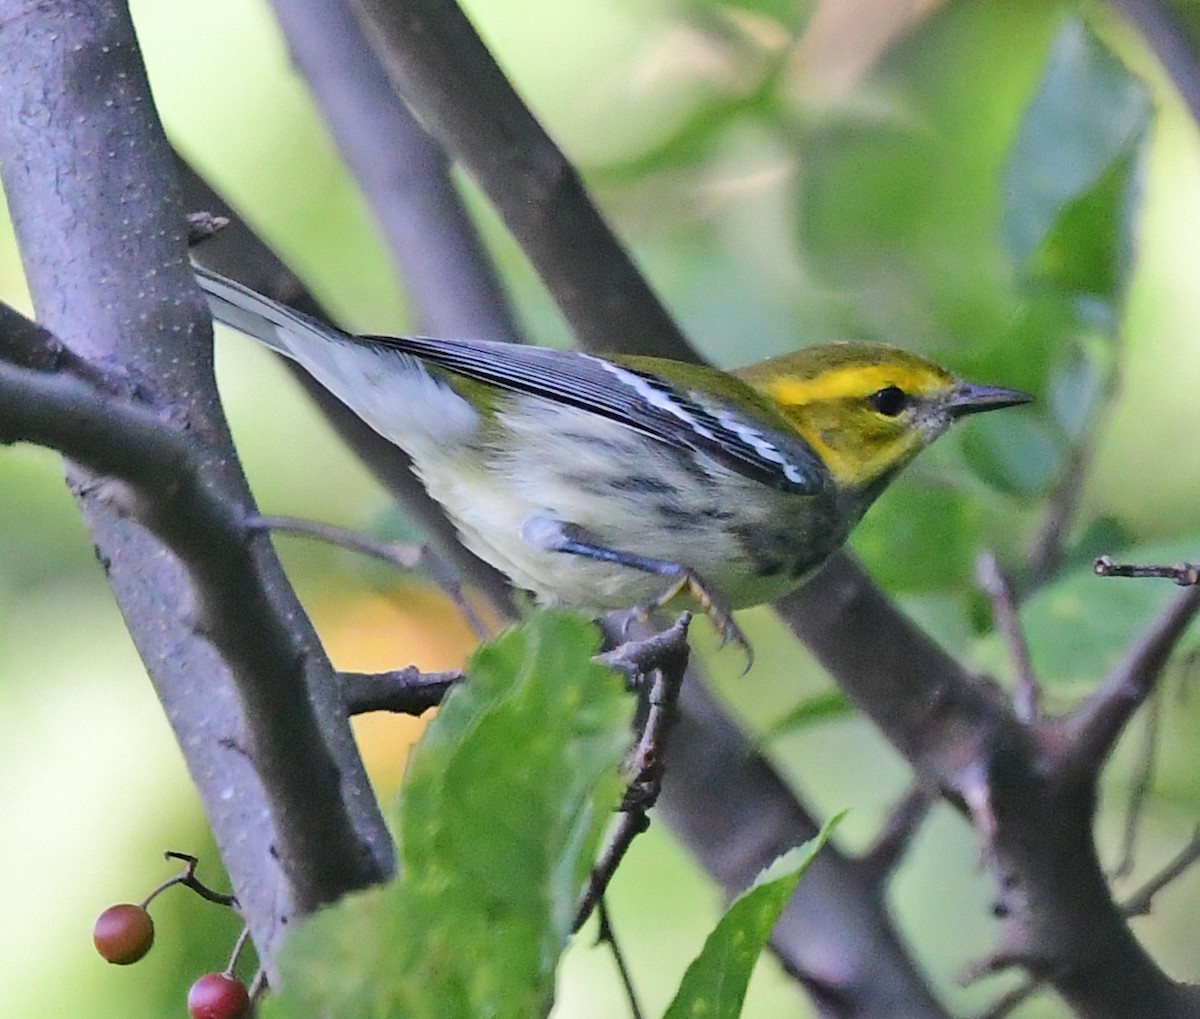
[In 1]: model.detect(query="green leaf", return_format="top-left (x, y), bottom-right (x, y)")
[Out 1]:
top-left (662, 814), bottom-right (843, 1019)
top-left (1002, 18), bottom-right (1150, 300)
top-left (265, 611), bottom-right (634, 1019)
top-left (759, 689), bottom-right (852, 743)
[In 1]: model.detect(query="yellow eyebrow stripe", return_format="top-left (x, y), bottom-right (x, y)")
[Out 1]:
top-left (764, 365), bottom-right (917, 406)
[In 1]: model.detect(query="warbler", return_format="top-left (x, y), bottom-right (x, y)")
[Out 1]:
top-left (196, 265), bottom-right (1030, 657)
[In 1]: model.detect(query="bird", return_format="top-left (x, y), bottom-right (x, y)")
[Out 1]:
top-left (195, 264), bottom-right (1031, 662)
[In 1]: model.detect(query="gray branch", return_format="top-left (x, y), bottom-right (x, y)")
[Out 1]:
top-left (0, 1), bottom-right (392, 977)
top-left (347, 0), bottom-right (696, 361)
top-left (267, 0), bottom-right (517, 342)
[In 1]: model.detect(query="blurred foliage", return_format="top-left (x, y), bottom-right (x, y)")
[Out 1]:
top-left (1, 0), bottom-right (1199, 1017)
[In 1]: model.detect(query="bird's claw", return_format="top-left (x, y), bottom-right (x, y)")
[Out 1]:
top-left (632, 570), bottom-right (754, 674)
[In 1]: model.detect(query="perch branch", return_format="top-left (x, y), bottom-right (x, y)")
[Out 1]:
top-left (575, 615), bottom-right (691, 932)
top-left (340, 667), bottom-right (461, 716)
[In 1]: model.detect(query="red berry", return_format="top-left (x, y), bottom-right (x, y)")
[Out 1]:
top-left (93, 903), bottom-right (154, 965)
top-left (187, 972), bottom-right (251, 1019)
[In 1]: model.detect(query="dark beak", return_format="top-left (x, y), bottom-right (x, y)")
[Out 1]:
top-left (948, 383), bottom-right (1033, 418)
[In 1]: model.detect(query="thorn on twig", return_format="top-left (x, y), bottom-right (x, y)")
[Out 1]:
top-left (1094, 556), bottom-right (1200, 586)
top-left (186, 211), bottom-right (230, 247)
top-left (248, 513), bottom-right (490, 639)
top-left (858, 782), bottom-right (934, 887)
top-left (340, 666), bottom-right (461, 716)
top-left (960, 761), bottom-right (997, 849)
top-left (1121, 827), bottom-right (1200, 918)
top-left (977, 552), bottom-right (1040, 722)
top-left (1062, 580), bottom-right (1200, 777)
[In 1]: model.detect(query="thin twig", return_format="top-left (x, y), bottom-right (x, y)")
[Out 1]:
top-left (574, 618), bottom-right (691, 931)
top-left (250, 513), bottom-right (489, 639)
top-left (340, 667), bottom-right (461, 716)
top-left (1121, 828), bottom-right (1200, 918)
top-left (1095, 556), bottom-right (1200, 586)
top-left (972, 977), bottom-right (1040, 1019)
top-left (144, 852), bottom-right (238, 909)
top-left (858, 783), bottom-right (935, 887)
top-left (596, 899), bottom-right (645, 1019)
top-left (1113, 688), bottom-right (1162, 878)
top-left (977, 552), bottom-right (1041, 722)
top-left (959, 947), bottom-right (1048, 986)
top-left (1064, 582), bottom-right (1200, 776)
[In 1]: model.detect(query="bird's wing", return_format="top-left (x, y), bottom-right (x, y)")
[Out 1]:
top-left (366, 334), bottom-right (827, 494)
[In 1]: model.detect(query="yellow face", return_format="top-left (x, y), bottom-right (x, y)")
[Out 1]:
top-left (737, 343), bottom-right (963, 491)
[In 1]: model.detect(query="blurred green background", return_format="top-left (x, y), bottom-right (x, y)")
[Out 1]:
top-left (2, 0), bottom-right (1199, 1016)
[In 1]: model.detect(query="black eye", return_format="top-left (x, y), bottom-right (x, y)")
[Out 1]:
top-left (869, 385), bottom-right (908, 416)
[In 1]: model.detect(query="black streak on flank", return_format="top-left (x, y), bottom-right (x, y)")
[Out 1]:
top-left (609, 474), bottom-right (679, 496)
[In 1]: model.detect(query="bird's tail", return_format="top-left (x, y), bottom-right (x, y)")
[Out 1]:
top-left (193, 263), bottom-right (346, 361)
top-left (193, 264), bottom-right (482, 451)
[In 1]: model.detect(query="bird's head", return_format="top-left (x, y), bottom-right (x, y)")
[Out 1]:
top-left (738, 342), bottom-right (1032, 493)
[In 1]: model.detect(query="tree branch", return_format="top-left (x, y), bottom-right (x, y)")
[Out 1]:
top-left (781, 556), bottom-right (1200, 1017)
top-left (0, 297), bottom-right (393, 945)
top-left (266, 0), bottom-right (517, 342)
top-left (250, 513), bottom-right (490, 639)
top-left (347, 0), bottom-right (697, 361)
top-left (575, 615), bottom-right (692, 933)
top-left (0, 2), bottom-right (393, 976)
top-left (340, 666), bottom-right (460, 716)
top-left (1062, 581), bottom-right (1200, 778)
